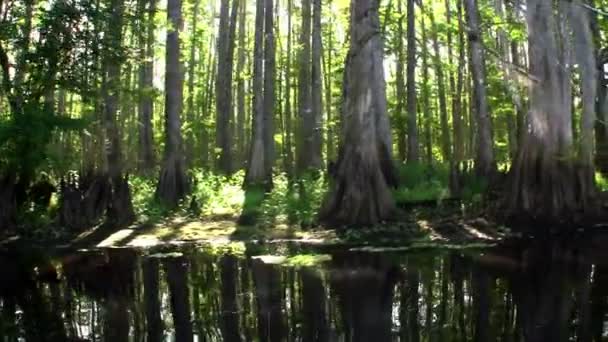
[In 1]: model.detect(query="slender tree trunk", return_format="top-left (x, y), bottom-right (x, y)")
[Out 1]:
top-left (215, 0), bottom-right (238, 174)
top-left (138, 0), bottom-right (156, 173)
top-left (320, 0), bottom-right (397, 225)
top-left (236, 0), bottom-right (247, 170)
top-left (245, 0), bottom-right (268, 186)
top-left (450, 0), bottom-right (465, 166)
top-left (156, 0), bottom-right (189, 207)
top-left (283, 0), bottom-right (294, 174)
top-left (464, 0), bottom-right (495, 178)
top-left (429, 9), bottom-right (451, 163)
top-left (395, 0), bottom-right (406, 162)
top-left (421, 12), bottom-right (433, 164)
top-left (263, 0), bottom-right (276, 181)
top-left (185, 0), bottom-right (200, 167)
top-left (323, 3), bottom-right (334, 162)
top-left (297, 0), bottom-right (317, 172)
top-left (103, 0), bottom-right (135, 226)
top-left (406, 0), bottom-right (418, 164)
top-left (311, 0), bottom-right (324, 168)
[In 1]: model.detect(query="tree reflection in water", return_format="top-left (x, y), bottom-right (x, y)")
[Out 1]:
top-left (0, 242), bottom-right (607, 341)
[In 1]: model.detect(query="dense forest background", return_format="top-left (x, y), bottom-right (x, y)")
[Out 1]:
top-left (0, 0), bottom-right (607, 231)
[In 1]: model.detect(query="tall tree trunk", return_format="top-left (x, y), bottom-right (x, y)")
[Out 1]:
top-left (138, 0), bottom-right (156, 173)
top-left (283, 0), bottom-right (294, 174)
top-left (103, 0), bottom-right (135, 226)
top-left (421, 12), bottom-right (433, 164)
top-left (215, 0), bottom-right (238, 174)
top-left (263, 0), bottom-right (276, 181)
top-left (451, 0), bottom-right (466, 166)
top-left (297, 0), bottom-right (317, 172)
top-left (156, 0), bottom-right (189, 207)
top-left (429, 9), bottom-right (452, 163)
top-left (236, 0), bottom-right (247, 170)
top-left (406, 0), bottom-right (419, 164)
top-left (320, 0), bottom-right (397, 226)
top-left (311, 0), bottom-right (324, 168)
top-left (505, 0), bottom-right (597, 219)
top-left (569, 0), bottom-right (597, 196)
top-left (185, 0), bottom-right (200, 167)
top-left (395, 0), bottom-right (406, 162)
top-left (323, 3), bottom-right (334, 162)
top-left (245, 0), bottom-right (269, 186)
top-left (464, 0), bottom-right (495, 178)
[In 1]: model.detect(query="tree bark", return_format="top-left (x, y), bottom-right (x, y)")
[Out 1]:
top-left (464, 0), bottom-right (495, 178)
top-left (505, 0), bottom-right (598, 219)
top-left (420, 10), bottom-right (433, 164)
top-left (263, 0), bottom-right (276, 181)
top-left (283, 0), bottom-right (294, 174)
top-left (395, 0), bottom-right (406, 162)
top-left (215, 0), bottom-right (238, 174)
top-left (429, 9), bottom-right (451, 163)
top-left (236, 0), bottom-right (247, 169)
top-left (319, 0), bottom-right (397, 226)
top-left (185, 0), bottom-right (200, 167)
top-left (245, 0), bottom-right (269, 186)
top-left (297, 0), bottom-right (318, 172)
top-left (103, 0), bottom-right (135, 226)
top-left (568, 0), bottom-right (597, 183)
top-left (311, 0), bottom-right (324, 168)
top-left (138, 0), bottom-right (156, 173)
top-left (406, 0), bottom-right (418, 164)
top-left (156, 0), bottom-right (189, 207)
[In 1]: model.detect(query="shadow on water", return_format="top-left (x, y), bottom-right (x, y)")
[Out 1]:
top-left (1, 238), bottom-right (608, 341)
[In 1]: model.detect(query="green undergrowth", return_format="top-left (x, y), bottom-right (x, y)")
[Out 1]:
top-left (393, 162), bottom-right (487, 205)
top-left (130, 169), bottom-right (327, 229)
top-left (9, 164), bottom-right (491, 243)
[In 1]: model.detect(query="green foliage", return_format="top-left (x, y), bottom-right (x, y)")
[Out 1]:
top-left (395, 163), bottom-right (450, 204)
top-left (596, 172), bottom-right (608, 192)
top-left (129, 176), bottom-right (166, 222)
top-left (0, 104), bottom-right (86, 178)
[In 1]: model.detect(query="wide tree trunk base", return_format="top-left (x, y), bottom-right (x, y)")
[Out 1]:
top-left (59, 172), bottom-right (112, 232)
top-left (106, 175), bottom-right (136, 227)
top-left (320, 145), bottom-right (396, 226)
top-left (504, 145), bottom-right (600, 225)
top-left (0, 175), bottom-right (17, 232)
top-left (156, 158), bottom-right (190, 208)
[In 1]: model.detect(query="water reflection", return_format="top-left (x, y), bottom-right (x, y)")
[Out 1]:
top-left (0, 242), bottom-right (607, 341)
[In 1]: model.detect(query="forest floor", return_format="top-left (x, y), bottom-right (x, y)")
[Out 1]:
top-left (58, 206), bottom-right (509, 250)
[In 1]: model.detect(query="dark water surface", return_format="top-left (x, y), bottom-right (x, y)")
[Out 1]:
top-left (1, 240), bottom-right (608, 342)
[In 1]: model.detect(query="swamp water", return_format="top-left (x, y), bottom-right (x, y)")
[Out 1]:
top-left (0, 240), bottom-right (607, 342)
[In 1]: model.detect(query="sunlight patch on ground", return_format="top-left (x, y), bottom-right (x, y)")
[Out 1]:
top-left (125, 221), bottom-right (239, 247)
top-left (417, 219), bottom-right (445, 241)
top-left (462, 223), bottom-right (495, 240)
top-left (97, 229), bottom-right (136, 247)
